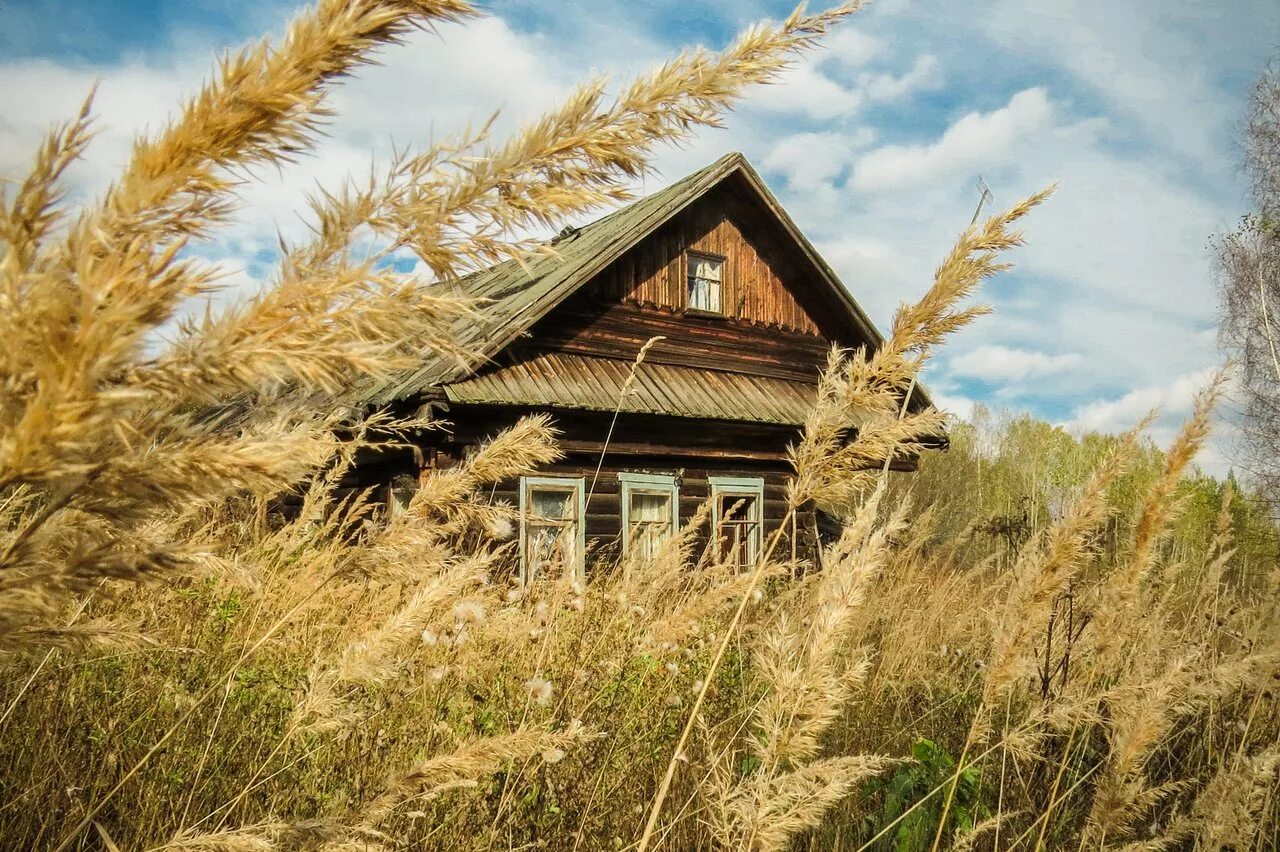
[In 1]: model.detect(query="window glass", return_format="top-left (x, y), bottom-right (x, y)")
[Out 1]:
top-left (717, 495), bottom-right (759, 566)
top-left (521, 478), bottom-right (583, 582)
top-left (627, 491), bottom-right (673, 558)
top-left (620, 473), bottom-right (679, 559)
top-left (710, 477), bottom-right (764, 568)
top-left (387, 474), bottom-right (417, 519)
top-left (688, 255), bottom-right (723, 312)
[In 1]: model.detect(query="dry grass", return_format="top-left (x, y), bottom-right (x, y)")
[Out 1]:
top-left (2, 1), bottom-right (1278, 850)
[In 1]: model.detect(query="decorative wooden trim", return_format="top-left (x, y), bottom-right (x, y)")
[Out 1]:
top-left (518, 475), bottom-right (586, 583)
top-left (618, 472), bottom-right (680, 555)
top-left (684, 249), bottom-right (726, 315)
top-left (709, 475), bottom-right (765, 563)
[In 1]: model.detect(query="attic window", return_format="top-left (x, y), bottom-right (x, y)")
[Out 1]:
top-left (687, 253), bottom-right (723, 313)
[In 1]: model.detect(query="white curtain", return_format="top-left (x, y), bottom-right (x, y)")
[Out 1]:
top-left (689, 258), bottom-right (722, 312)
top-left (629, 492), bottom-right (672, 558)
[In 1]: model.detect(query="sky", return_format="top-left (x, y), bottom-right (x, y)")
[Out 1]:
top-left (1, 0), bottom-right (1277, 475)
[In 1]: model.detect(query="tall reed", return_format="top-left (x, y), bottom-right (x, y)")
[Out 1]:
top-left (2, 2), bottom-right (1276, 851)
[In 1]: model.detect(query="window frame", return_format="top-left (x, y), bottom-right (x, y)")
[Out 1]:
top-left (709, 475), bottom-right (765, 566)
top-left (386, 473), bottom-right (418, 520)
top-left (686, 251), bottom-right (726, 314)
top-left (519, 475), bottom-right (586, 583)
top-left (619, 472), bottom-right (680, 557)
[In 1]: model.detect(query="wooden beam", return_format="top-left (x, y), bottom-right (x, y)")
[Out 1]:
top-left (557, 439), bottom-right (789, 462)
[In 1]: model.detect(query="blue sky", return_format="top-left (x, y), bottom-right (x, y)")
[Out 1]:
top-left (1, 0), bottom-right (1277, 473)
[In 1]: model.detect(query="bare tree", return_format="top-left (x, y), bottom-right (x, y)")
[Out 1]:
top-left (1219, 61), bottom-right (1280, 501)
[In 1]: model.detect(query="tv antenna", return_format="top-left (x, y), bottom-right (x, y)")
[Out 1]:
top-left (969, 177), bottom-right (993, 226)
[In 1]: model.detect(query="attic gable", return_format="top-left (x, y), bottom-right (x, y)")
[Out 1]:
top-left (581, 179), bottom-right (877, 346)
top-left (364, 152), bottom-right (896, 405)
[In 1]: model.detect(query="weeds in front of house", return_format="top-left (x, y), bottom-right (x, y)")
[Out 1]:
top-left (2, 0), bottom-right (1278, 849)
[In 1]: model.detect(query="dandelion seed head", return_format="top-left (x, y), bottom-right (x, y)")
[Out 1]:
top-left (453, 599), bottom-right (486, 624)
top-left (488, 516), bottom-right (515, 540)
top-left (525, 677), bottom-right (553, 706)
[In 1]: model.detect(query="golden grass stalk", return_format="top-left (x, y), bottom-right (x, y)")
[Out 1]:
top-left (293, 556), bottom-right (486, 732)
top-left (713, 755), bottom-right (896, 852)
top-left (1089, 368), bottom-right (1229, 671)
top-left (751, 490), bottom-right (905, 770)
top-left (381, 1), bottom-right (871, 280)
top-left (358, 723), bottom-right (593, 826)
top-left (159, 819), bottom-right (384, 852)
top-left (981, 414), bottom-right (1151, 705)
top-left (1193, 746), bottom-right (1280, 849)
top-left (790, 186), bottom-right (1055, 514)
top-left (0, 90), bottom-right (95, 274)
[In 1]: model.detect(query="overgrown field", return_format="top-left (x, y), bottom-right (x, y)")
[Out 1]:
top-left (1, 1), bottom-right (1277, 849)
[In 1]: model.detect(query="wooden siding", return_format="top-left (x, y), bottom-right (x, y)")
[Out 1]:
top-left (590, 188), bottom-right (821, 333)
top-left (514, 300), bottom-right (831, 383)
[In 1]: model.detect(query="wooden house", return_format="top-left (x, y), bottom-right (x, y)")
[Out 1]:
top-left (359, 152), bottom-right (935, 578)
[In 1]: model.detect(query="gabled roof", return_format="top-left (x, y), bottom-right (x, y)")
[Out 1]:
top-left (364, 152), bottom-right (902, 407)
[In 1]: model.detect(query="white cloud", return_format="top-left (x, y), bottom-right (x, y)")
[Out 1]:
top-left (748, 45), bottom-right (942, 121)
top-left (784, 77), bottom-right (1228, 416)
top-left (817, 26), bottom-right (886, 71)
top-left (1064, 368), bottom-right (1239, 475)
top-left (858, 54), bottom-right (941, 102)
top-left (747, 63), bottom-right (868, 120)
top-left (976, 0), bottom-right (1277, 174)
top-left (931, 391), bottom-right (977, 420)
top-left (949, 345), bottom-right (1083, 383)
top-left (761, 129), bottom-right (875, 191)
top-left (850, 87), bottom-right (1053, 192)
top-left (1067, 368), bottom-right (1214, 434)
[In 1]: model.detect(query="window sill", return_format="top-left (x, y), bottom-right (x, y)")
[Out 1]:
top-left (684, 308), bottom-right (728, 321)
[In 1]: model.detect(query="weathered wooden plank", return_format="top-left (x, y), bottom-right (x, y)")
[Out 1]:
top-left (526, 299), bottom-right (830, 384)
top-left (557, 439), bottom-right (790, 462)
top-left (584, 187), bottom-right (828, 334)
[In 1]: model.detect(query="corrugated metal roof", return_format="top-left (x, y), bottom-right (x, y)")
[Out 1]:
top-left (442, 353), bottom-right (818, 426)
